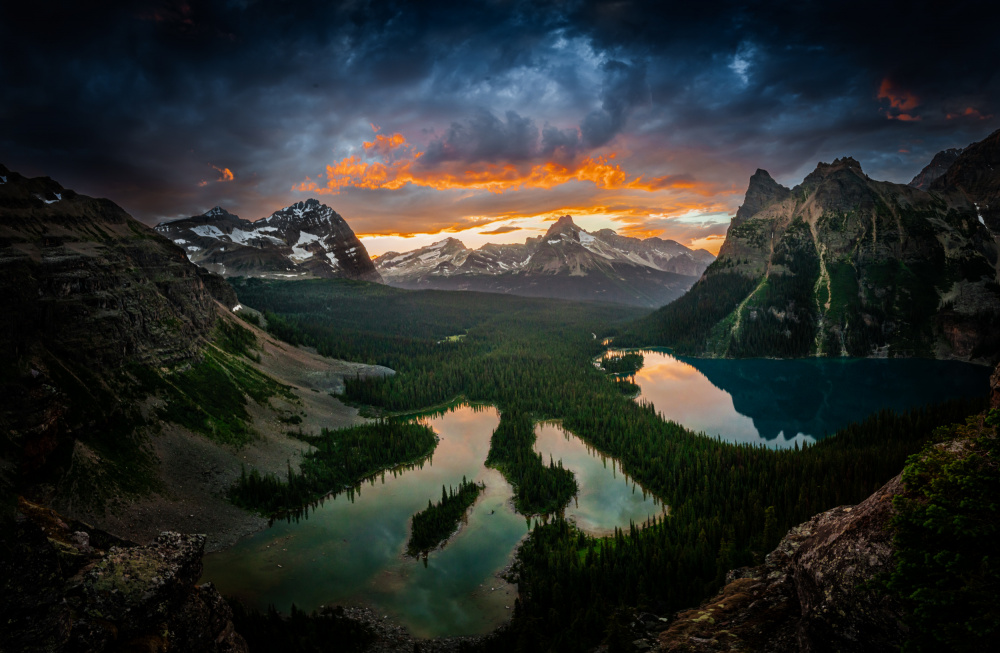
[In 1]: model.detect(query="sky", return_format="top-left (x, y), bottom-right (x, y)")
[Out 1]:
top-left (3, 1), bottom-right (998, 256)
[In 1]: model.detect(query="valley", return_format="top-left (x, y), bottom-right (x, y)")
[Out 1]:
top-left (3, 129), bottom-right (999, 653)
top-left (215, 275), bottom-right (991, 651)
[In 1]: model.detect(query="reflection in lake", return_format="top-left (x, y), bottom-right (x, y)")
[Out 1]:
top-left (203, 404), bottom-right (667, 638)
top-left (623, 350), bottom-right (991, 448)
top-left (534, 422), bottom-right (665, 535)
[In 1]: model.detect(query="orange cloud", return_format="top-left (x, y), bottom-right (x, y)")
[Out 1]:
top-left (878, 79), bottom-right (918, 110)
top-left (877, 78), bottom-right (921, 121)
top-left (296, 133), bottom-right (705, 196)
top-left (197, 164), bottom-right (234, 187)
top-left (363, 132), bottom-right (410, 158)
top-left (946, 106), bottom-right (993, 120)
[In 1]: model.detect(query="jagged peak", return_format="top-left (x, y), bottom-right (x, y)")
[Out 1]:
top-left (280, 198), bottom-right (326, 212)
top-left (733, 168), bottom-right (792, 225)
top-left (205, 206), bottom-right (229, 217)
top-left (811, 156), bottom-right (864, 177)
top-left (260, 198), bottom-right (346, 228)
top-left (544, 215), bottom-right (583, 239)
top-left (428, 237), bottom-right (468, 249)
top-left (796, 156), bottom-right (869, 196)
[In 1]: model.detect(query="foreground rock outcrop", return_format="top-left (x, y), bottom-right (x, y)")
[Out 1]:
top-left (1, 498), bottom-right (247, 652)
top-left (660, 475), bottom-right (905, 652)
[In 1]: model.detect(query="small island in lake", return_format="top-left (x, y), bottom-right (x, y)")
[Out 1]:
top-left (407, 476), bottom-right (485, 556)
top-left (600, 352), bottom-right (644, 376)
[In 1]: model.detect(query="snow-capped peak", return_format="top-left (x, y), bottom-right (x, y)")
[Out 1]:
top-left (152, 197), bottom-right (381, 282)
top-left (268, 198), bottom-right (340, 225)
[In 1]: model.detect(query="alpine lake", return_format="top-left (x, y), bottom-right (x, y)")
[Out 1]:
top-left (202, 352), bottom-right (991, 637)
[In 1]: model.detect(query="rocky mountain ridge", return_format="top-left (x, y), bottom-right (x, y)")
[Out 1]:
top-left (930, 127), bottom-right (1000, 234)
top-left (660, 472), bottom-right (905, 652)
top-left (375, 215), bottom-right (714, 307)
top-left (908, 147), bottom-right (964, 190)
top-left (155, 199), bottom-right (381, 282)
top-left (626, 138), bottom-right (1000, 361)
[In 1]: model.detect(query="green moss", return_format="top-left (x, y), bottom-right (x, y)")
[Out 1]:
top-left (888, 410), bottom-right (1000, 652)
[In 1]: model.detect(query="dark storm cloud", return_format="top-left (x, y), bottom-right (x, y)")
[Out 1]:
top-left (1, 0), bottom-right (997, 228)
top-left (540, 124), bottom-right (582, 161)
top-left (581, 59), bottom-right (650, 148)
top-left (420, 110), bottom-right (540, 166)
top-left (564, 0), bottom-right (999, 175)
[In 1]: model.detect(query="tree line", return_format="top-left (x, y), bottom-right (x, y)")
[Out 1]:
top-left (228, 420), bottom-right (438, 516)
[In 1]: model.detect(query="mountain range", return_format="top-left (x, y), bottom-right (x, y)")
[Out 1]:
top-left (375, 215), bottom-right (715, 307)
top-left (624, 128), bottom-right (1000, 362)
top-left (155, 199), bottom-right (382, 282)
top-left (156, 202), bottom-right (713, 307)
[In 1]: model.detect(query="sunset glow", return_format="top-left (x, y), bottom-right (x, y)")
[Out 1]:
top-left (296, 132), bottom-right (707, 196)
top-left (294, 125), bottom-right (734, 251)
top-left (4, 1), bottom-right (995, 253)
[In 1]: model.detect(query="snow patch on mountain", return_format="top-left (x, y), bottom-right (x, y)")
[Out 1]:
top-left (192, 225), bottom-right (225, 239)
top-left (290, 230), bottom-right (324, 262)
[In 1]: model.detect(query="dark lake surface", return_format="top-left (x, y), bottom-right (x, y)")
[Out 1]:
top-left (621, 350), bottom-right (992, 448)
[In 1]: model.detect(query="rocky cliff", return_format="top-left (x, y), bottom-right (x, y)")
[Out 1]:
top-left (375, 215), bottom-right (712, 307)
top-left (156, 199), bottom-right (382, 282)
top-left (627, 148), bottom-right (1000, 361)
top-left (1, 497), bottom-right (247, 652)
